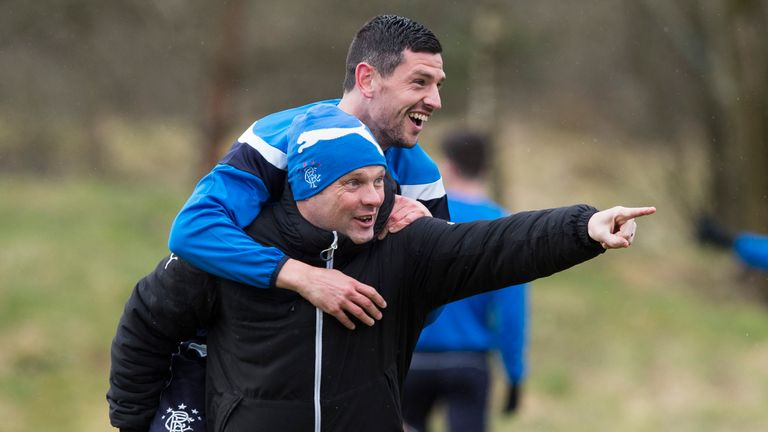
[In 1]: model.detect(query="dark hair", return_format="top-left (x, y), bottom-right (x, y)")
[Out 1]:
top-left (441, 130), bottom-right (491, 179)
top-left (343, 15), bottom-right (442, 92)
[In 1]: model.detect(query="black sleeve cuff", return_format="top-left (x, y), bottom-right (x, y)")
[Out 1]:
top-left (269, 255), bottom-right (291, 289)
top-left (574, 206), bottom-right (606, 254)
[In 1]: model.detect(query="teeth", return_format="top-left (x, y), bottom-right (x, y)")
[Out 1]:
top-left (409, 113), bottom-right (429, 122)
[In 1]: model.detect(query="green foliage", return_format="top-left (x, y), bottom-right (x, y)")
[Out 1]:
top-left (0, 176), bottom-right (186, 431)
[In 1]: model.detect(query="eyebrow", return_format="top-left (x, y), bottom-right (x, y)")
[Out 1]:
top-left (411, 69), bottom-right (446, 84)
top-left (343, 167), bottom-right (386, 181)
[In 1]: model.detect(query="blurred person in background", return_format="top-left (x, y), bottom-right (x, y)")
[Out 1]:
top-left (403, 131), bottom-right (528, 432)
top-left (698, 217), bottom-right (768, 271)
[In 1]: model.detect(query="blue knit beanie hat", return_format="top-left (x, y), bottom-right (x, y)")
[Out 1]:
top-left (287, 104), bottom-right (386, 200)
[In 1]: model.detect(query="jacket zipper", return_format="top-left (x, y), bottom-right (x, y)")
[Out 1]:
top-left (315, 231), bottom-right (338, 432)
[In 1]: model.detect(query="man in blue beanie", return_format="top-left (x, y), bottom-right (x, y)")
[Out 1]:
top-left (109, 105), bottom-right (656, 431)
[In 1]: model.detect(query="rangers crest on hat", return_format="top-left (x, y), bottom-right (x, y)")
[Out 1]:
top-left (303, 161), bottom-right (321, 189)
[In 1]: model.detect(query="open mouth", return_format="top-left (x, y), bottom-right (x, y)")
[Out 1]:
top-left (354, 215), bottom-right (374, 224)
top-left (408, 112), bottom-right (429, 127)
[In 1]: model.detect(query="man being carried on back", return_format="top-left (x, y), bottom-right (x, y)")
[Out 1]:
top-left (169, 15), bottom-right (450, 327)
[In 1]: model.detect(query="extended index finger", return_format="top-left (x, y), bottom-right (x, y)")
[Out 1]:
top-left (616, 206), bottom-right (656, 224)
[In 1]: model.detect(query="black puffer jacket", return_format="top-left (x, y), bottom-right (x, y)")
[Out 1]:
top-left (108, 185), bottom-right (603, 431)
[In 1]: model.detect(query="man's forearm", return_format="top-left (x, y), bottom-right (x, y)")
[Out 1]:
top-left (169, 164), bottom-right (283, 288)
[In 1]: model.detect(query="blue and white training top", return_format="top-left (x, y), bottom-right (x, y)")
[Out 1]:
top-left (414, 190), bottom-right (528, 385)
top-left (168, 99), bottom-right (449, 288)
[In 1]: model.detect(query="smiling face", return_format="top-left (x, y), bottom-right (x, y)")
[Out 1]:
top-left (366, 49), bottom-right (445, 149)
top-left (296, 166), bottom-right (386, 244)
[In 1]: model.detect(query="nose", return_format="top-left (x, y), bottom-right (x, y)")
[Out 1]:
top-left (361, 183), bottom-right (384, 207)
top-left (424, 85), bottom-right (442, 111)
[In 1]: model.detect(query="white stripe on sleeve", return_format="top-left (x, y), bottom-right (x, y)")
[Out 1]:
top-left (237, 124), bottom-right (288, 170)
top-left (399, 178), bottom-right (446, 201)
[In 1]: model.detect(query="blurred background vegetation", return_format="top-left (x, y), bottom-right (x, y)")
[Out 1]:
top-left (1, 1), bottom-right (766, 431)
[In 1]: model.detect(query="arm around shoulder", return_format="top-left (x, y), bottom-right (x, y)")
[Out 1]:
top-left (168, 164), bottom-right (285, 287)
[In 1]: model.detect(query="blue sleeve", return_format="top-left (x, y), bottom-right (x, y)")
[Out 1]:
top-left (494, 284), bottom-right (529, 384)
top-left (422, 306), bottom-right (445, 327)
top-left (168, 164), bottom-right (286, 288)
top-left (386, 144), bottom-right (450, 221)
top-left (733, 233), bottom-right (768, 271)
top-left (167, 101), bottom-right (332, 288)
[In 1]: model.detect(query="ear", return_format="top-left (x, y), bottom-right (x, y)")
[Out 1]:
top-left (355, 62), bottom-right (377, 98)
top-left (440, 159), bottom-right (459, 183)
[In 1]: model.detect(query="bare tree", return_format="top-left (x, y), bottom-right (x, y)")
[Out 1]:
top-left (635, 0), bottom-right (768, 232)
top-left (467, 7), bottom-right (506, 204)
top-left (199, 0), bottom-right (246, 175)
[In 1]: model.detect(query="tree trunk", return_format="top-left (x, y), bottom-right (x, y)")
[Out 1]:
top-left (700, 0), bottom-right (768, 232)
top-left (199, 0), bottom-right (245, 176)
top-left (467, 9), bottom-right (505, 205)
top-left (636, 0), bottom-right (768, 232)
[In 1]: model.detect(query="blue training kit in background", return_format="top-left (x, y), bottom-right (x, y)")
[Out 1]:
top-left (415, 191), bottom-right (528, 384)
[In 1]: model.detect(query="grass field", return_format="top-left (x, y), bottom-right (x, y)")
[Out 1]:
top-left (1, 121), bottom-right (767, 431)
top-left (0, 176), bottom-right (188, 431)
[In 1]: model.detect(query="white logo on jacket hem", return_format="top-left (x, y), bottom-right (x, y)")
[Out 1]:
top-left (161, 403), bottom-right (202, 431)
top-left (165, 253), bottom-right (179, 270)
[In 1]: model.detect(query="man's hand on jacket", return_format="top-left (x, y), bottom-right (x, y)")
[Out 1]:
top-left (378, 195), bottom-right (432, 240)
top-left (276, 258), bottom-right (387, 330)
